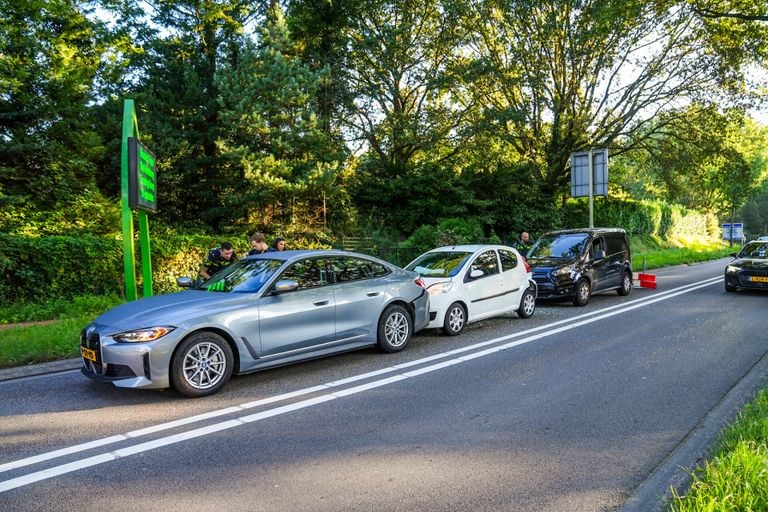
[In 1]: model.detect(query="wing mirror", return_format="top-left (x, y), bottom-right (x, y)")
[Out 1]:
top-left (176, 277), bottom-right (195, 288)
top-left (272, 280), bottom-right (299, 294)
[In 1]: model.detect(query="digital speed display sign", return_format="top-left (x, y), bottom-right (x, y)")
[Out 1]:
top-left (127, 137), bottom-right (157, 212)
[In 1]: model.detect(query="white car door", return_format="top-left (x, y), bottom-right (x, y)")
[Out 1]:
top-left (498, 248), bottom-right (526, 311)
top-left (463, 249), bottom-right (505, 319)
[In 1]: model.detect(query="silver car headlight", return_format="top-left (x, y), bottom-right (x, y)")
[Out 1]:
top-left (112, 326), bottom-right (176, 343)
top-left (427, 281), bottom-right (453, 295)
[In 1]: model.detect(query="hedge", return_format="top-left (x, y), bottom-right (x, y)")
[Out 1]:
top-left (0, 197), bottom-right (721, 307)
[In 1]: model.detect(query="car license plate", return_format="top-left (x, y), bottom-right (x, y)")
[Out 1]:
top-left (81, 346), bottom-right (97, 362)
top-left (748, 275), bottom-right (768, 283)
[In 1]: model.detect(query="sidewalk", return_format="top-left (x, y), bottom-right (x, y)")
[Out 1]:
top-left (0, 358), bottom-right (81, 382)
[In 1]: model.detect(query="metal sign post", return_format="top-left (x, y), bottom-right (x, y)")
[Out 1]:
top-left (571, 149), bottom-right (608, 227)
top-left (120, 99), bottom-right (156, 300)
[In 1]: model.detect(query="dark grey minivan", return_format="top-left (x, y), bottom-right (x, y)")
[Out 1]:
top-left (525, 228), bottom-right (632, 306)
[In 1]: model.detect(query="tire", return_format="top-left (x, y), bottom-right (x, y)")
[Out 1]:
top-left (442, 302), bottom-right (467, 336)
top-left (725, 281), bottom-right (737, 293)
top-left (377, 304), bottom-right (412, 352)
top-left (171, 331), bottom-right (234, 398)
top-left (572, 278), bottom-right (591, 306)
top-left (517, 288), bottom-right (536, 318)
top-left (617, 271), bottom-right (632, 296)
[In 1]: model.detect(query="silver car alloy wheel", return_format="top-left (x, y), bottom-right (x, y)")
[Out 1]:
top-left (384, 310), bottom-right (410, 347)
top-left (182, 341), bottom-right (228, 390)
top-left (521, 291), bottom-right (535, 316)
top-left (447, 305), bottom-right (465, 333)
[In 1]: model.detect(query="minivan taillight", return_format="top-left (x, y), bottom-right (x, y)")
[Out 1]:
top-left (523, 257), bottom-right (531, 273)
top-left (415, 277), bottom-right (427, 288)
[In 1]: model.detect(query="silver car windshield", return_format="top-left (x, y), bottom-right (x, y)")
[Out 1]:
top-left (528, 234), bottom-right (589, 259)
top-left (406, 251), bottom-right (472, 278)
top-left (203, 258), bottom-right (284, 293)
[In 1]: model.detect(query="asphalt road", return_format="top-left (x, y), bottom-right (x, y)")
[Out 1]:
top-left (1, 258), bottom-right (767, 512)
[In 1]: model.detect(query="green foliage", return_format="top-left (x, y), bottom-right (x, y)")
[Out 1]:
top-left (402, 217), bottom-right (501, 251)
top-left (0, 0), bottom-right (109, 210)
top-left (0, 233), bottom-right (124, 305)
top-left (215, 5), bottom-right (350, 233)
top-left (563, 197), bottom-right (720, 239)
top-left (0, 317), bottom-right (89, 367)
top-left (670, 389), bottom-right (768, 511)
top-left (0, 294), bottom-right (121, 324)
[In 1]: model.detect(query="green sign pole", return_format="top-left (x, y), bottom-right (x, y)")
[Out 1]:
top-left (120, 99), bottom-right (155, 300)
top-left (138, 210), bottom-right (153, 296)
top-left (121, 100), bottom-right (138, 301)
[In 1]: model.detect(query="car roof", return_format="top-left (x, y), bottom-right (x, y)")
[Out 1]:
top-left (542, 227), bottom-right (627, 236)
top-left (424, 244), bottom-right (516, 252)
top-left (242, 249), bottom-right (386, 262)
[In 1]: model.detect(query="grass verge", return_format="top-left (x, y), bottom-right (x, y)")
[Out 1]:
top-left (0, 294), bottom-right (121, 368)
top-left (669, 389), bottom-right (768, 510)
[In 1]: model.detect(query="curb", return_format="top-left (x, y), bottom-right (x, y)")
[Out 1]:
top-left (619, 348), bottom-right (768, 511)
top-left (0, 358), bottom-right (81, 382)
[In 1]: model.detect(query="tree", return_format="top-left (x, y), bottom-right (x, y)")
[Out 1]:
top-left (612, 107), bottom-right (768, 214)
top-left (101, 0), bottom-right (262, 231)
top-left (216, 2), bottom-right (349, 232)
top-left (0, 0), bottom-right (107, 210)
top-left (468, 0), bottom-right (768, 202)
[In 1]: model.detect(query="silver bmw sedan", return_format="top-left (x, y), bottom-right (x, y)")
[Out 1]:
top-left (81, 250), bottom-right (429, 397)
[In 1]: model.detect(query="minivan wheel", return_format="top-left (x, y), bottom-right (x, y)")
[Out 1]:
top-left (573, 278), bottom-right (591, 306)
top-left (443, 302), bottom-right (467, 336)
top-left (377, 304), bottom-right (412, 352)
top-left (617, 271), bottom-right (632, 296)
top-left (171, 331), bottom-right (234, 398)
top-left (517, 289), bottom-right (536, 318)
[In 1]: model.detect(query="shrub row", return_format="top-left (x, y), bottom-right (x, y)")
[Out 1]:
top-left (0, 197), bottom-right (720, 307)
top-left (563, 197), bottom-right (720, 238)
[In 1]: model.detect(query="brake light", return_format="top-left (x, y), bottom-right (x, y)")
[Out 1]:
top-left (415, 277), bottom-right (427, 289)
top-left (523, 257), bottom-right (531, 273)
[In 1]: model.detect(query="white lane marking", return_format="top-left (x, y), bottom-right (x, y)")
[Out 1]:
top-left (0, 276), bottom-right (722, 491)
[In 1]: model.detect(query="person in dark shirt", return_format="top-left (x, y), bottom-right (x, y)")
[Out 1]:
top-left (248, 232), bottom-right (269, 255)
top-left (199, 241), bottom-right (238, 280)
top-left (268, 237), bottom-right (287, 252)
top-left (513, 231), bottom-right (533, 255)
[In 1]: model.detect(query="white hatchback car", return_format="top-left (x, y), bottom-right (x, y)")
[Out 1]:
top-left (405, 245), bottom-right (537, 335)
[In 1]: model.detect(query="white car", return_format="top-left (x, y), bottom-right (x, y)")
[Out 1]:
top-left (405, 244), bottom-right (537, 335)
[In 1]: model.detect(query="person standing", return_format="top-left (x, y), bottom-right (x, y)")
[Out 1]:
top-left (199, 242), bottom-right (238, 280)
top-left (248, 232), bottom-right (269, 255)
top-left (269, 237), bottom-right (287, 252)
top-left (514, 231), bottom-right (533, 255)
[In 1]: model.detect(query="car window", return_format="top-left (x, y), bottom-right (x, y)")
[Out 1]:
top-left (606, 235), bottom-right (627, 255)
top-left (406, 251), bottom-right (472, 278)
top-left (498, 249), bottom-right (519, 271)
top-left (280, 257), bottom-right (329, 290)
top-left (331, 256), bottom-right (390, 283)
top-left (739, 242), bottom-right (768, 259)
top-left (528, 233), bottom-right (589, 259)
top-left (590, 237), bottom-right (606, 258)
top-left (467, 250), bottom-right (500, 280)
top-left (204, 258), bottom-right (283, 293)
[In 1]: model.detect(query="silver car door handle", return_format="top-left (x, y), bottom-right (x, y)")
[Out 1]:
top-left (313, 300), bottom-right (330, 306)
top-left (366, 292), bottom-right (381, 297)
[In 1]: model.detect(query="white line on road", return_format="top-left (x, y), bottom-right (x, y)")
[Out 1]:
top-left (0, 276), bottom-right (723, 493)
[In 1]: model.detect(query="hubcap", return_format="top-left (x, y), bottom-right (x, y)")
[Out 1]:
top-left (448, 306), bottom-right (464, 332)
top-left (183, 342), bottom-right (227, 390)
top-left (523, 293), bottom-right (535, 315)
top-left (385, 311), bottom-right (409, 347)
